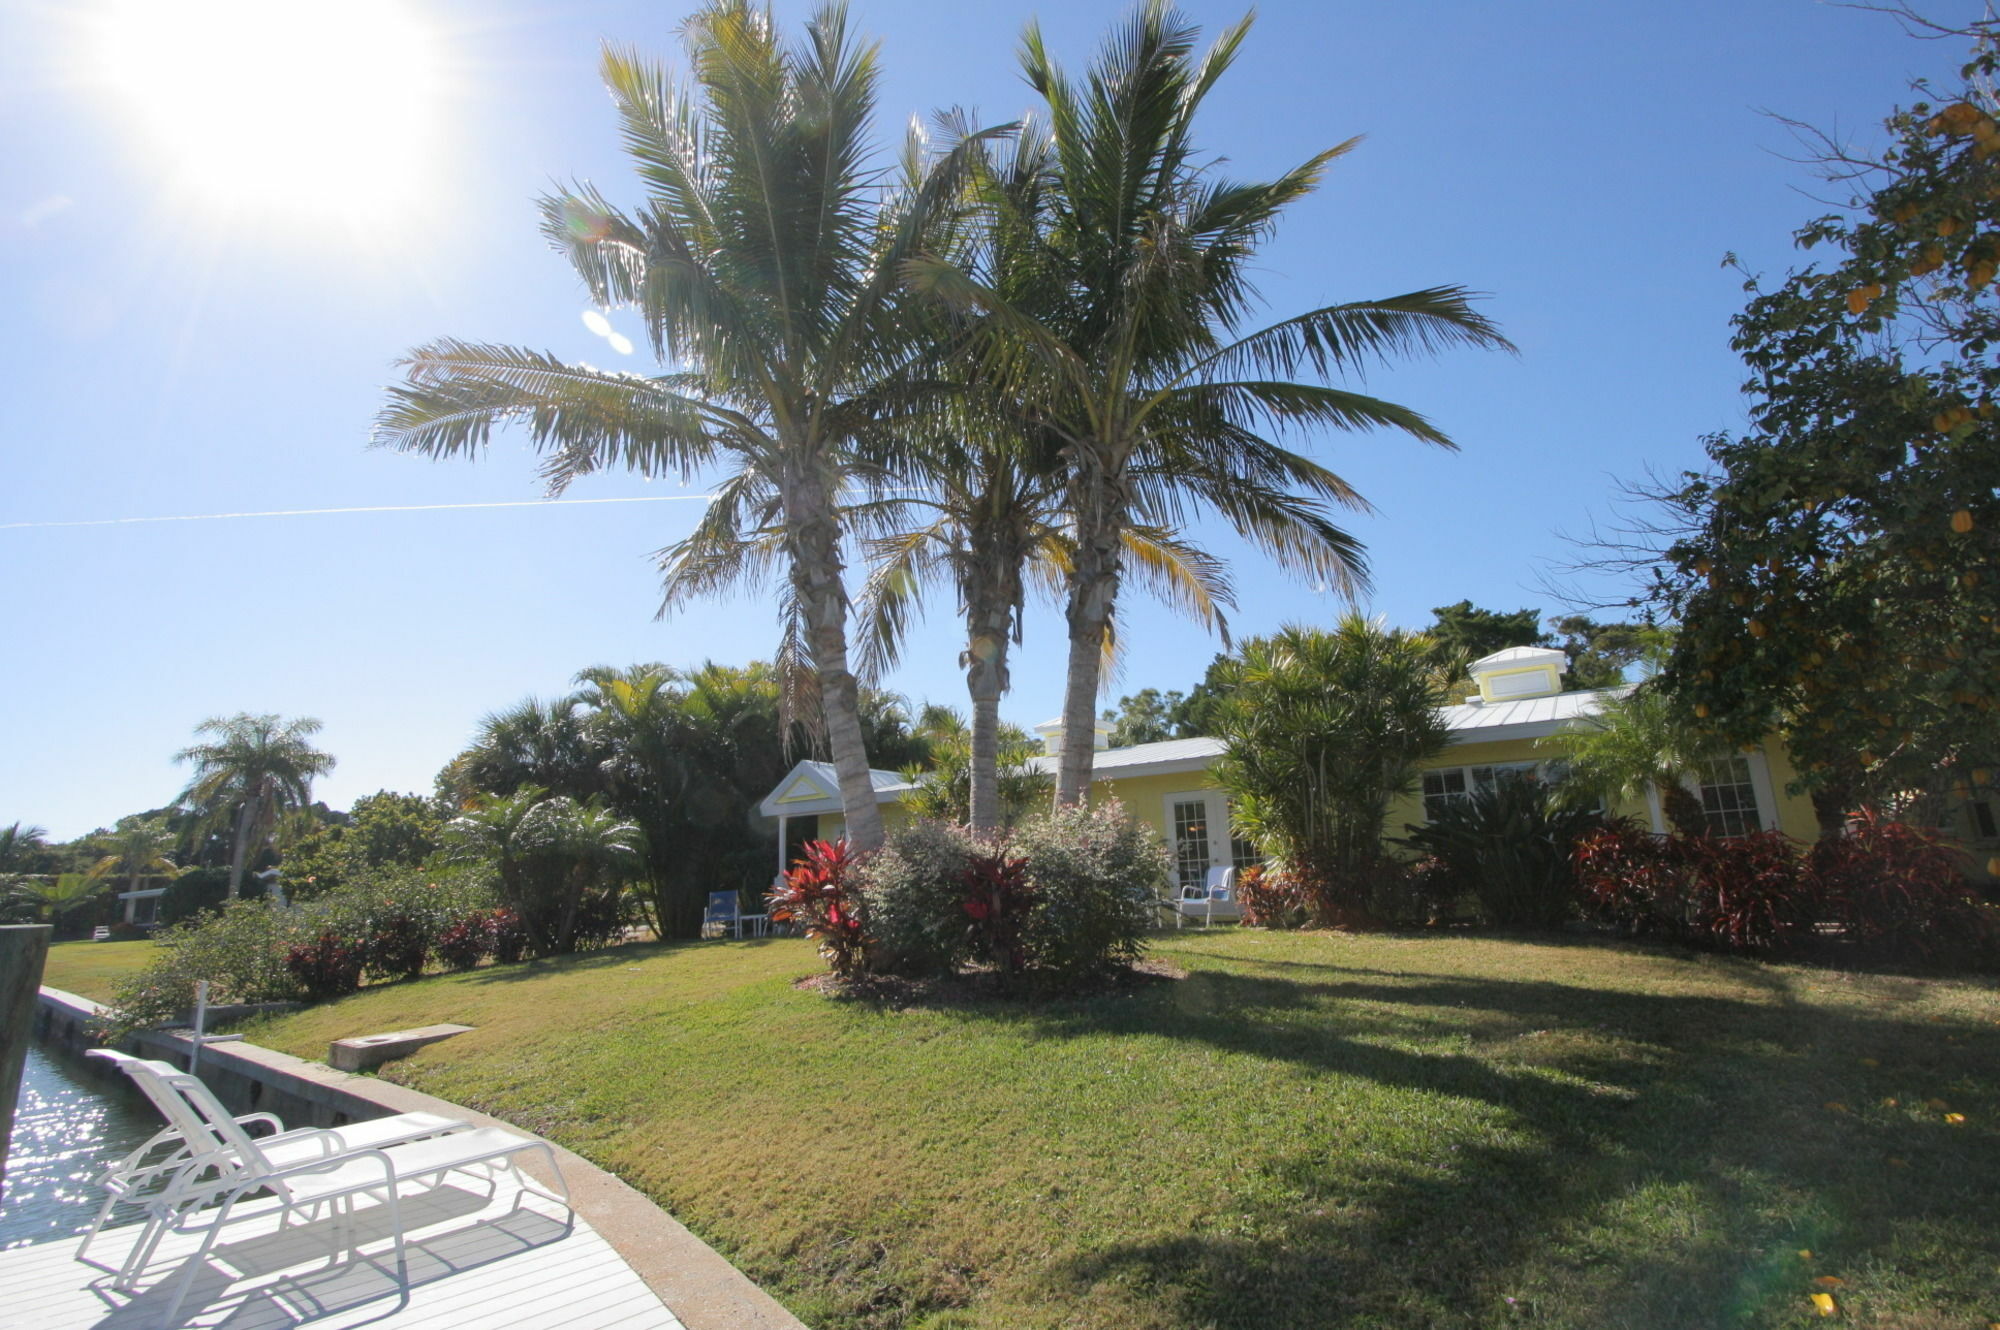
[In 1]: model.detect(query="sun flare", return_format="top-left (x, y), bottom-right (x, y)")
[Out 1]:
top-left (93, 0), bottom-right (441, 228)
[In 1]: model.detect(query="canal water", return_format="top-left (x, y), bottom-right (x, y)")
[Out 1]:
top-left (0, 1044), bottom-right (159, 1249)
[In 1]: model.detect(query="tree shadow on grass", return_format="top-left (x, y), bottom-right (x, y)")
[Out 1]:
top-left (460, 939), bottom-right (688, 984)
top-left (1027, 962), bottom-right (2000, 1328)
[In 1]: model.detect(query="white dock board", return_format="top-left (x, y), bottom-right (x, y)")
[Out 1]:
top-left (0, 1176), bottom-right (683, 1330)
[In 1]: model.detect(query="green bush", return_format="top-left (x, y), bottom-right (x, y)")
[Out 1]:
top-left (104, 899), bottom-right (307, 1033)
top-left (860, 820), bottom-right (983, 976)
top-left (1399, 778), bottom-right (1608, 928)
top-left (1011, 801), bottom-right (1163, 988)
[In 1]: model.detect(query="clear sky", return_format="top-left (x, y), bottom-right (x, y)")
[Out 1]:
top-left (0, 0), bottom-right (1981, 839)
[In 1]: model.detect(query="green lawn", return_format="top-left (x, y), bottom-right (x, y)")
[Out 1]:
top-left (39, 939), bottom-right (157, 1002)
top-left (239, 931), bottom-right (2000, 1329)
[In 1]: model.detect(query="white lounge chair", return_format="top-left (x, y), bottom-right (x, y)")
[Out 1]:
top-left (80, 1049), bottom-right (470, 1281)
top-left (86, 1053), bottom-right (569, 1328)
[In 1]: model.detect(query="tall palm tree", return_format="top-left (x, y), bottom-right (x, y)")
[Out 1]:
top-left (0, 822), bottom-right (49, 874)
top-left (439, 696), bottom-right (605, 808)
top-left (906, 3), bottom-right (1513, 804)
top-left (175, 714), bottom-right (336, 900)
top-left (376, 2), bottom-right (1002, 852)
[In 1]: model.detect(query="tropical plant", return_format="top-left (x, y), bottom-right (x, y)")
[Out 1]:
top-left (858, 818), bottom-right (983, 976)
top-left (768, 838), bottom-right (870, 978)
top-left (437, 697), bottom-right (603, 808)
top-left (1809, 809), bottom-right (1997, 964)
top-left (174, 713), bottom-right (335, 899)
top-left (1549, 671), bottom-right (1712, 837)
top-left (895, 708), bottom-right (1051, 828)
top-left (0, 821), bottom-right (50, 873)
top-left (10, 871), bottom-right (106, 926)
top-left (1009, 799), bottom-right (1161, 987)
top-left (1211, 617), bottom-right (1454, 925)
top-left (84, 819), bottom-right (180, 899)
top-left (378, 2), bottom-right (1001, 852)
top-left (442, 789), bottom-right (643, 955)
top-left (1399, 775), bottom-right (1606, 928)
top-left (907, 3), bottom-right (1511, 806)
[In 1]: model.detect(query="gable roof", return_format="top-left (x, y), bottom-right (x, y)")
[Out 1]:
top-left (756, 759), bottom-right (918, 819)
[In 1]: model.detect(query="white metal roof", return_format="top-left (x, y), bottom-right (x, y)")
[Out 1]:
top-left (756, 759), bottom-right (917, 818)
top-left (1440, 685), bottom-right (1624, 744)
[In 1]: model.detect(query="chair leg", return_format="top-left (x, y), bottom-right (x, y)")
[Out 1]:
top-left (155, 1194), bottom-right (236, 1330)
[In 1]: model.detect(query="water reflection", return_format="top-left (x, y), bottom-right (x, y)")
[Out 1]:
top-left (1, 1044), bottom-right (157, 1249)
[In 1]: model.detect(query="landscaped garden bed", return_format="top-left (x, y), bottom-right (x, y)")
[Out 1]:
top-left (237, 929), bottom-right (2000, 1329)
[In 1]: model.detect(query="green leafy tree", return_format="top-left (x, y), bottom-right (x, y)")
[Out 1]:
top-left (1101, 689), bottom-right (1187, 747)
top-left (436, 697), bottom-right (604, 809)
top-left (1649, 25), bottom-right (2000, 829)
top-left (1550, 670), bottom-right (1712, 837)
top-left (378, 2), bottom-right (999, 852)
top-left (11, 872), bottom-right (105, 927)
top-left (175, 714), bottom-right (336, 900)
top-left (0, 821), bottom-right (51, 874)
top-left (1211, 617), bottom-right (1453, 925)
top-left (443, 789), bottom-right (643, 955)
top-left (1427, 601), bottom-right (1547, 661)
top-left (911, 4), bottom-right (1510, 806)
top-left (1548, 615), bottom-right (1653, 690)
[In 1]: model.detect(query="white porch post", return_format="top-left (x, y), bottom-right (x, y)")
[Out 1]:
top-left (776, 814), bottom-right (789, 880)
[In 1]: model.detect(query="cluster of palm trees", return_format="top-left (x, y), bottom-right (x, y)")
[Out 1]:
top-left (377, 1), bottom-right (1509, 849)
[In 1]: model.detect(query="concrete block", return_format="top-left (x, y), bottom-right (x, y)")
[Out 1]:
top-left (328, 1023), bottom-right (473, 1072)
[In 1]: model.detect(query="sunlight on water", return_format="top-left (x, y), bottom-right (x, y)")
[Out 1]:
top-left (0, 1045), bottom-right (158, 1249)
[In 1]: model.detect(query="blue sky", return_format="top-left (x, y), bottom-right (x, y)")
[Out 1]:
top-left (0, 0), bottom-right (1979, 838)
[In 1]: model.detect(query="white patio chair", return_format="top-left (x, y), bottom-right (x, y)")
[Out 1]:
top-left (1170, 867), bottom-right (1241, 928)
top-left (89, 1056), bottom-right (569, 1329)
top-left (80, 1050), bottom-right (469, 1279)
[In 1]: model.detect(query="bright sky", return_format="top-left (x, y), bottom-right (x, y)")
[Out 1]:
top-left (0, 0), bottom-right (1980, 839)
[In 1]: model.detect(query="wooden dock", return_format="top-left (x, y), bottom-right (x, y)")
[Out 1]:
top-left (0, 1172), bottom-right (683, 1329)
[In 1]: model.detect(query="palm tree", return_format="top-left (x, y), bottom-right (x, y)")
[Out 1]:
top-left (175, 714), bottom-right (336, 900)
top-left (905, 3), bottom-right (1512, 805)
top-left (85, 820), bottom-right (179, 898)
top-left (1552, 679), bottom-right (1713, 837)
top-left (857, 421), bottom-right (1232, 831)
top-left (439, 696), bottom-right (605, 807)
top-left (11, 872), bottom-right (106, 926)
top-left (443, 789), bottom-right (644, 954)
top-left (376, 2), bottom-right (1002, 852)
top-left (0, 822), bottom-right (49, 874)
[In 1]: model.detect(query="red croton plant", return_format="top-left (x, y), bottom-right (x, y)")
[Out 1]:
top-left (958, 852), bottom-right (1033, 973)
top-left (767, 839), bottom-right (870, 977)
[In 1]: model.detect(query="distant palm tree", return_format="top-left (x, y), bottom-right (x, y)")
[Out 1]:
top-left (439, 697), bottom-right (604, 807)
top-left (906, 3), bottom-right (1512, 805)
top-left (0, 821), bottom-right (49, 873)
top-left (376, 2), bottom-right (1003, 852)
top-left (85, 820), bottom-right (180, 899)
top-left (175, 714), bottom-right (336, 900)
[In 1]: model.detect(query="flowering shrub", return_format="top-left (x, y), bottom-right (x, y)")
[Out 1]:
top-left (959, 852), bottom-right (1034, 973)
top-left (1683, 830), bottom-right (1815, 954)
top-left (1810, 809), bottom-right (1997, 964)
top-left (283, 932), bottom-right (365, 1000)
top-left (1237, 864), bottom-right (1311, 929)
top-left (768, 839), bottom-right (871, 977)
top-left (1573, 824), bottom-right (1696, 939)
top-left (361, 908), bottom-right (430, 982)
top-left (488, 907), bottom-right (531, 963)
top-left (103, 899), bottom-right (307, 1034)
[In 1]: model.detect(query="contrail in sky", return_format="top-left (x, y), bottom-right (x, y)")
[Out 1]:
top-left (0, 494), bottom-right (716, 531)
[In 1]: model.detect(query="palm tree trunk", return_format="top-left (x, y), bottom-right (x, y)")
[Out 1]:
top-left (1055, 473), bottom-right (1125, 806)
top-left (1660, 781), bottom-right (1708, 838)
top-left (226, 794), bottom-right (261, 900)
top-left (962, 528), bottom-right (1022, 834)
top-left (782, 465), bottom-right (885, 852)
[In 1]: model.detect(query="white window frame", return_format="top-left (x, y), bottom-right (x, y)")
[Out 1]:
top-left (1417, 760), bottom-right (1561, 823)
top-left (1642, 749), bottom-right (1780, 836)
top-left (1162, 791), bottom-right (1260, 891)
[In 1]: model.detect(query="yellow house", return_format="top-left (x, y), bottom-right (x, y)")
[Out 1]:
top-left (757, 647), bottom-right (1825, 890)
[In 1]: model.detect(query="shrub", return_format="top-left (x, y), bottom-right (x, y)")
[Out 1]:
top-left (283, 932), bottom-right (365, 1000)
top-left (1810, 809), bottom-right (1999, 964)
top-left (1575, 824), bottom-right (1812, 954)
top-left (434, 911), bottom-right (496, 971)
top-left (1236, 863), bottom-right (1311, 929)
top-left (362, 908), bottom-right (430, 982)
top-left (1400, 778), bottom-right (1609, 929)
top-left (861, 820), bottom-right (982, 977)
top-left (103, 898), bottom-right (306, 1034)
top-left (488, 907), bottom-right (530, 963)
top-left (768, 839), bottom-right (870, 977)
top-left (1365, 855), bottom-right (1466, 927)
top-left (1010, 801), bottom-right (1161, 988)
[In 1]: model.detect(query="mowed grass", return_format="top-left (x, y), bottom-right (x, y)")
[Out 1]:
top-left (39, 939), bottom-right (157, 1002)
top-left (241, 931), bottom-right (2000, 1329)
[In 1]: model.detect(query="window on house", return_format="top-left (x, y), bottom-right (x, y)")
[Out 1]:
top-left (1469, 761), bottom-right (1541, 793)
top-left (1422, 768), bottom-right (1468, 821)
top-left (1171, 798), bottom-right (1212, 891)
top-left (1695, 755), bottom-right (1762, 837)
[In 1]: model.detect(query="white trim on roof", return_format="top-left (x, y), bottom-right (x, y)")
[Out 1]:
top-left (755, 759), bottom-right (918, 819)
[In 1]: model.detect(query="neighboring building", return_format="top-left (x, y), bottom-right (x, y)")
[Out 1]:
top-left (757, 647), bottom-right (1829, 888)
